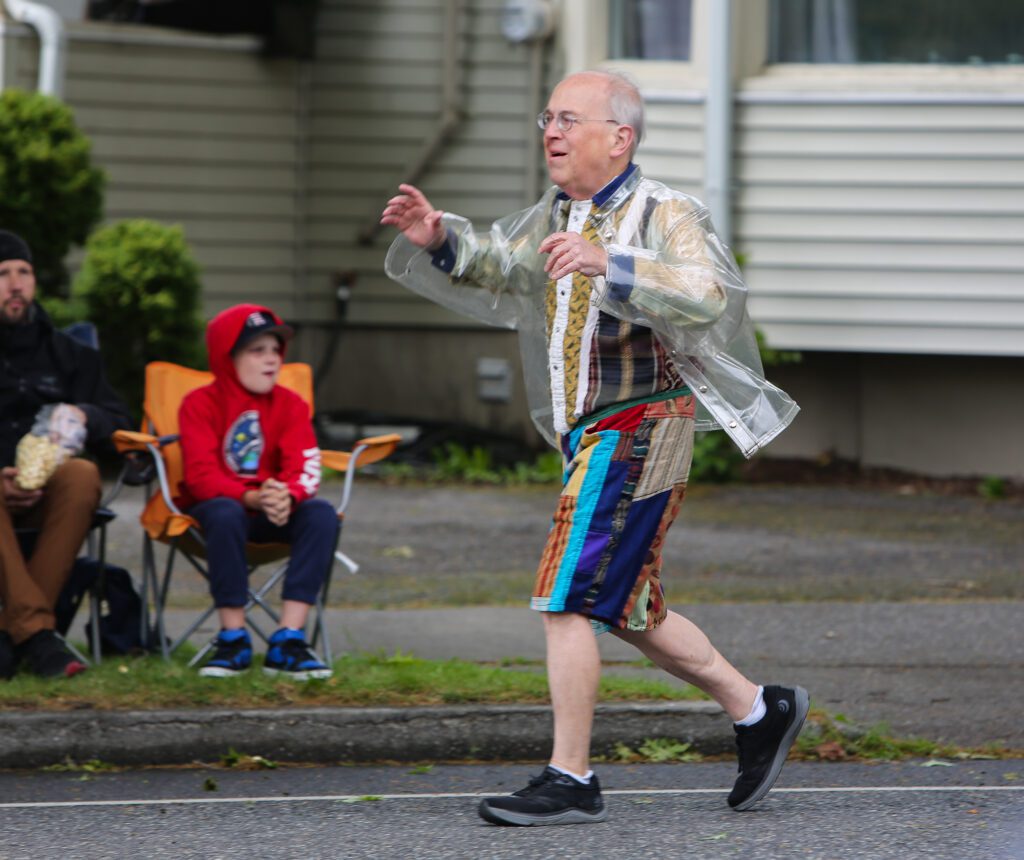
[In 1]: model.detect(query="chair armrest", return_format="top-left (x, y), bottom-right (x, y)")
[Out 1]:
top-left (113, 430), bottom-right (180, 453)
top-left (322, 433), bottom-right (401, 472)
top-left (322, 433), bottom-right (402, 516)
top-left (113, 430), bottom-right (158, 453)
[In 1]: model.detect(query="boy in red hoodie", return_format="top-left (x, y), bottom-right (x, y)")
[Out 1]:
top-left (178, 304), bottom-right (337, 679)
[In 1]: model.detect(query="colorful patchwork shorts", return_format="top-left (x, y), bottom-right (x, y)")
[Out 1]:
top-left (531, 392), bottom-right (696, 633)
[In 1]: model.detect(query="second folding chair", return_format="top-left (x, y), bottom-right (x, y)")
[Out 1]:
top-left (113, 361), bottom-right (399, 667)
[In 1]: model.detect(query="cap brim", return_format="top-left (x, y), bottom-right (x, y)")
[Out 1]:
top-left (233, 323), bottom-right (295, 351)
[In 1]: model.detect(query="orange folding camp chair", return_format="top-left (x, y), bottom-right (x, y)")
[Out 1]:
top-left (113, 361), bottom-right (399, 666)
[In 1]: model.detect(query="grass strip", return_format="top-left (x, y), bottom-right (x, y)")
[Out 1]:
top-left (0, 650), bottom-right (705, 711)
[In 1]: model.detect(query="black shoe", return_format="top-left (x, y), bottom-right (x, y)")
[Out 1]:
top-left (198, 629), bottom-right (252, 678)
top-left (0, 632), bottom-right (15, 680)
top-left (478, 767), bottom-right (607, 826)
top-left (728, 684), bottom-right (809, 811)
top-left (15, 630), bottom-right (87, 679)
top-left (262, 628), bottom-right (332, 680)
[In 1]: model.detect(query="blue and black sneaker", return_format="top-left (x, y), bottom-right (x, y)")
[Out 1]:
top-left (263, 628), bottom-right (332, 681)
top-left (198, 628), bottom-right (252, 678)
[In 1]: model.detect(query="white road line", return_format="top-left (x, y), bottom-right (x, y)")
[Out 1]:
top-left (1, 785), bottom-right (1022, 810)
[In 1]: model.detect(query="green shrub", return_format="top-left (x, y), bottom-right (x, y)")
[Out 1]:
top-left (73, 220), bottom-right (204, 411)
top-left (0, 89), bottom-right (105, 293)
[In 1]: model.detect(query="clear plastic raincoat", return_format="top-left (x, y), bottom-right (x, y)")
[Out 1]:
top-left (385, 167), bottom-right (798, 457)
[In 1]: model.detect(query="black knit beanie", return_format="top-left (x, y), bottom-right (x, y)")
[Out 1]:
top-left (0, 231), bottom-right (33, 264)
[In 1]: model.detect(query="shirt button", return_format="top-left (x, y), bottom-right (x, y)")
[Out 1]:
top-left (728, 421), bottom-right (738, 428)
top-left (698, 385), bottom-right (708, 393)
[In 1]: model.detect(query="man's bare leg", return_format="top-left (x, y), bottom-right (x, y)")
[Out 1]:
top-left (612, 609), bottom-right (759, 721)
top-left (544, 611), bottom-right (601, 775)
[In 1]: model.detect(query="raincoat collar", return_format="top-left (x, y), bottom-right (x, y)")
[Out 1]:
top-left (555, 162), bottom-right (638, 208)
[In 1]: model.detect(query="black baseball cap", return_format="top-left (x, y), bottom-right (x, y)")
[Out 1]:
top-left (232, 309), bottom-right (294, 352)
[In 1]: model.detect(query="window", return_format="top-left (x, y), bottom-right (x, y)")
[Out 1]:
top-left (769, 0), bottom-right (1024, 65)
top-left (608, 0), bottom-right (693, 61)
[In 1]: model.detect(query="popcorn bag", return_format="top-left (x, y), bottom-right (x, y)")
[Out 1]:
top-left (14, 404), bottom-right (87, 491)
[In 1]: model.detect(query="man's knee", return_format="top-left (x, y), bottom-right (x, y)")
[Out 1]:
top-left (47, 458), bottom-right (101, 508)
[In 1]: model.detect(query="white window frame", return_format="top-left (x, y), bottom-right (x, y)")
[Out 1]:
top-left (559, 0), bottom-right (1024, 96)
top-left (745, 0), bottom-right (1024, 96)
top-left (560, 0), bottom-right (709, 92)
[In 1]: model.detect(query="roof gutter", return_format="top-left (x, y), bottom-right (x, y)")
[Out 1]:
top-left (3, 0), bottom-right (67, 98)
top-left (703, 0), bottom-right (733, 245)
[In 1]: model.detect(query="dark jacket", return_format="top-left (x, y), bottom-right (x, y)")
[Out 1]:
top-left (0, 302), bottom-right (132, 467)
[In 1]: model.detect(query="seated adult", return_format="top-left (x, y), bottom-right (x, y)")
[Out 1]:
top-left (0, 230), bottom-right (132, 679)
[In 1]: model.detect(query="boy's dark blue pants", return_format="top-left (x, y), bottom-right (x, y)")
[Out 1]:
top-left (188, 498), bottom-right (339, 608)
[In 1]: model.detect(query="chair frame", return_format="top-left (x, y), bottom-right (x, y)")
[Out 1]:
top-left (114, 361), bottom-right (400, 665)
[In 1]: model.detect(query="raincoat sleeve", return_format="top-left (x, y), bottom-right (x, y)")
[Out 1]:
top-left (384, 196), bottom-right (553, 330)
top-left (592, 195), bottom-right (748, 358)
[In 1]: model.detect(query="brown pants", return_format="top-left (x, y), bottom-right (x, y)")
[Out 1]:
top-left (0, 458), bottom-right (101, 644)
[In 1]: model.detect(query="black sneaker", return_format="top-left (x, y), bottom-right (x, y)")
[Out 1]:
top-left (198, 628), bottom-right (252, 678)
top-left (728, 684), bottom-right (809, 811)
top-left (478, 767), bottom-right (607, 826)
top-left (14, 629), bottom-right (87, 678)
top-left (262, 628), bottom-right (332, 681)
top-left (0, 631), bottom-right (15, 680)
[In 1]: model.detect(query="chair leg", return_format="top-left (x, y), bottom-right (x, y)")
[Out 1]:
top-left (140, 533), bottom-right (155, 654)
top-left (61, 632), bottom-right (92, 666)
top-left (156, 539), bottom-right (179, 661)
top-left (183, 604), bottom-right (220, 667)
top-left (334, 549), bottom-right (359, 574)
top-left (88, 524), bottom-right (108, 665)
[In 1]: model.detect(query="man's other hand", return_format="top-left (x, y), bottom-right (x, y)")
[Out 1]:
top-left (380, 184), bottom-right (447, 250)
top-left (539, 232), bottom-right (608, 281)
top-left (1, 466), bottom-right (43, 510)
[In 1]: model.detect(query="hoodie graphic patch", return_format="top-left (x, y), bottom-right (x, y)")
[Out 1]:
top-left (224, 410), bottom-right (263, 476)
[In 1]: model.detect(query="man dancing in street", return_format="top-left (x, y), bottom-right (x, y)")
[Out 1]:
top-left (381, 70), bottom-right (808, 825)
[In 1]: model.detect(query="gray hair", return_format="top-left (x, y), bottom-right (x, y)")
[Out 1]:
top-left (601, 70), bottom-right (645, 159)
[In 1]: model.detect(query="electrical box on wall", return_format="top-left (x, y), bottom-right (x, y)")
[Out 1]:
top-left (477, 357), bottom-right (513, 403)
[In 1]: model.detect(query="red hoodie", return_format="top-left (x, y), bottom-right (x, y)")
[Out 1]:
top-left (177, 304), bottom-right (320, 509)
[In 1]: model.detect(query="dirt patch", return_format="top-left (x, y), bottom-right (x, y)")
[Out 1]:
top-left (740, 455), bottom-right (1024, 502)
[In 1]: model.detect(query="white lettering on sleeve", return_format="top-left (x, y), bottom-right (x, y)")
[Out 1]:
top-left (297, 446), bottom-right (321, 494)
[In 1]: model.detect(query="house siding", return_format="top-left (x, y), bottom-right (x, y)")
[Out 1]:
top-left (5, 22), bottom-right (303, 314)
top-left (734, 96), bottom-right (1024, 357)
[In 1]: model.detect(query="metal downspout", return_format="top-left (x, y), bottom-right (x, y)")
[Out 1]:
top-left (358, 0), bottom-right (463, 245)
top-left (704, 0), bottom-right (733, 245)
top-left (3, 0), bottom-right (66, 98)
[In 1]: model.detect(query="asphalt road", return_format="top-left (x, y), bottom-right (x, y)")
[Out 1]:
top-left (1, 760), bottom-right (1021, 859)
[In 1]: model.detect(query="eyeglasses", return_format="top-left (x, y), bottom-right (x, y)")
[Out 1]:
top-left (537, 111), bottom-right (620, 133)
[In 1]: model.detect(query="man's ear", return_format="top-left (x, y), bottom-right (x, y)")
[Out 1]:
top-left (610, 124), bottom-right (635, 160)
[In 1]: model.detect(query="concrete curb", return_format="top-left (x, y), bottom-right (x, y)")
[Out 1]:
top-left (0, 701), bottom-right (730, 768)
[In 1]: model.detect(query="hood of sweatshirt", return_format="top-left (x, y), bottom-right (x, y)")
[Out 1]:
top-left (205, 304), bottom-right (291, 396)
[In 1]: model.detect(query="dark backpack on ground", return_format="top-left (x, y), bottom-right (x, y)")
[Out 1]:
top-left (55, 558), bottom-right (155, 655)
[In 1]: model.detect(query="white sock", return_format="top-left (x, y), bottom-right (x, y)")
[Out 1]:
top-left (548, 763), bottom-right (593, 784)
top-left (735, 685), bottom-right (766, 727)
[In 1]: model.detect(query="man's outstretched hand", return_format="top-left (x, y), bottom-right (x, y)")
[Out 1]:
top-left (380, 184), bottom-right (447, 250)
